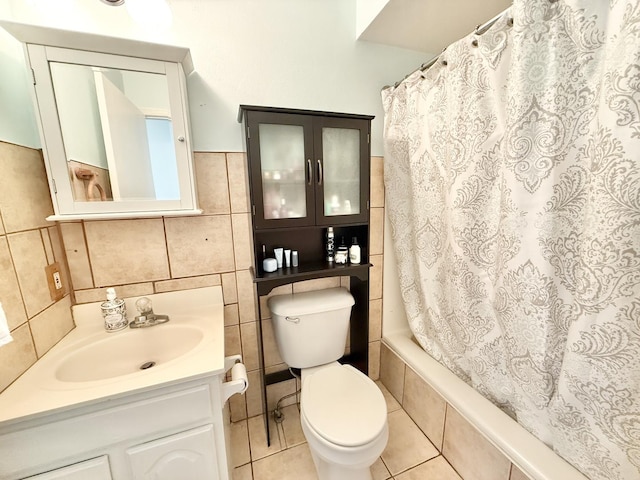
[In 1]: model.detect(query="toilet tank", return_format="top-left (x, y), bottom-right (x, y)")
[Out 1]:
top-left (267, 287), bottom-right (355, 369)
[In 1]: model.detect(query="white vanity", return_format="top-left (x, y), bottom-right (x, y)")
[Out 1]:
top-left (0, 286), bottom-right (245, 480)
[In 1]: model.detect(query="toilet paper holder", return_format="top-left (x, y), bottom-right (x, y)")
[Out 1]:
top-left (222, 354), bottom-right (249, 404)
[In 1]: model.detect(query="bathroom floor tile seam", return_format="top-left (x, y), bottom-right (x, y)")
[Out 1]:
top-left (232, 381), bottom-right (464, 480)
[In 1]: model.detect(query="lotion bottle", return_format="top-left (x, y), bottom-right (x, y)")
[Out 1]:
top-left (349, 237), bottom-right (361, 264)
top-left (101, 288), bottom-right (128, 332)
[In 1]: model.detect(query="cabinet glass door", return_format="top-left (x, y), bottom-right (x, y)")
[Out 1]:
top-left (258, 123), bottom-right (308, 221)
top-left (322, 127), bottom-right (361, 217)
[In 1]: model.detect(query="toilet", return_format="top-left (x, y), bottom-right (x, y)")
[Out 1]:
top-left (268, 287), bottom-right (388, 480)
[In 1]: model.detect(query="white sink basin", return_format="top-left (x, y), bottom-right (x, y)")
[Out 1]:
top-left (55, 324), bottom-right (204, 383)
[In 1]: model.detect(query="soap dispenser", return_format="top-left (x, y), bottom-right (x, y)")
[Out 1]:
top-left (101, 288), bottom-right (128, 332)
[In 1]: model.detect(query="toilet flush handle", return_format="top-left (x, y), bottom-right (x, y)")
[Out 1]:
top-left (285, 316), bottom-right (300, 324)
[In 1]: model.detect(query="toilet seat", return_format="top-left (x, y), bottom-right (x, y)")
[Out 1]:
top-left (301, 363), bottom-right (387, 448)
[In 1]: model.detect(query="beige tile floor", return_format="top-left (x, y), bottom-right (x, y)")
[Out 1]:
top-left (230, 382), bottom-right (463, 480)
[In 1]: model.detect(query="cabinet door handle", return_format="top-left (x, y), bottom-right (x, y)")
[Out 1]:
top-left (307, 159), bottom-right (312, 185)
top-left (317, 159), bottom-right (323, 186)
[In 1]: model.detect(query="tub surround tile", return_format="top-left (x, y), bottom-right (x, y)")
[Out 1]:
top-left (227, 152), bottom-right (251, 214)
top-left (370, 207), bottom-right (384, 256)
top-left (73, 283), bottom-right (154, 304)
top-left (381, 409), bottom-right (439, 475)
top-left (8, 230), bottom-right (52, 318)
top-left (0, 323), bottom-right (37, 391)
top-left (443, 406), bottom-right (511, 480)
top-left (0, 142), bottom-right (53, 233)
top-left (154, 274), bottom-right (221, 293)
top-left (0, 237), bottom-right (28, 330)
top-left (85, 219), bottom-right (169, 287)
top-left (380, 343), bottom-right (406, 404)
top-left (230, 419), bottom-right (251, 468)
top-left (403, 366), bottom-right (447, 451)
top-left (232, 213), bottom-right (253, 270)
top-left (370, 156), bottom-right (385, 208)
top-left (165, 215), bottom-right (235, 277)
top-left (248, 413), bottom-right (284, 461)
top-left (59, 222), bottom-right (94, 290)
top-left (251, 442), bottom-right (317, 480)
top-left (396, 455), bottom-right (462, 480)
top-left (510, 465), bottom-right (531, 480)
top-left (194, 152), bottom-right (231, 214)
top-left (29, 296), bottom-right (74, 357)
top-left (222, 272), bottom-right (238, 305)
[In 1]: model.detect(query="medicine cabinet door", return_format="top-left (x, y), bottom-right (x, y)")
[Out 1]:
top-left (313, 116), bottom-right (370, 225)
top-left (246, 111), bottom-right (315, 229)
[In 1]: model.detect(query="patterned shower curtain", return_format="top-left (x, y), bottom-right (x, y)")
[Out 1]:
top-left (381, 1), bottom-right (640, 479)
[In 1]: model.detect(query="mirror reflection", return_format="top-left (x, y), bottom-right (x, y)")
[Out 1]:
top-left (50, 63), bottom-right (180, 203)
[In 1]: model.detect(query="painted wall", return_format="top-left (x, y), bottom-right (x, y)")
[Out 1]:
top-left (1, 0), bottom-right (426, 155)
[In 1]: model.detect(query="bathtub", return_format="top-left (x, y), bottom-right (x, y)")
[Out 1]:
top-left (381, 219), bottom-right (588, 480)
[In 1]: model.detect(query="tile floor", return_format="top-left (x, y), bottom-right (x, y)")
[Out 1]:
top-left (230, 382), bottom-right (463, 480)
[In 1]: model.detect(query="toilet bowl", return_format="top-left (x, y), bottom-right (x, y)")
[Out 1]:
top-left (267, 288), bottom-right (389, 480)
top-left (300, 362), bottom-right (388, 480)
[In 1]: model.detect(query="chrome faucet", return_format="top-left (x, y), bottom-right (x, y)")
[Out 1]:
top-left (129, 297), bottom-right (170, 328)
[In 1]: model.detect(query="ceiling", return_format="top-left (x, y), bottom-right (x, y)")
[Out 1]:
top-left (358, 0), bottom-right (512, 54)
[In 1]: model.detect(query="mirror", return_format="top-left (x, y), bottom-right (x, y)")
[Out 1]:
top-left (1, 20), bottom-right (200, 220)
top-left (51, 63), bottom-right (179, 203)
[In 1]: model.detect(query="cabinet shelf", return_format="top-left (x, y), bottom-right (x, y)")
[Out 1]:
top-left (252, 262), bottom-right (370, 294)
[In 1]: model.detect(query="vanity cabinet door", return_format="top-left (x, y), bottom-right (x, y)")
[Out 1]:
top-left (127, 425), bottom-right (219, 480)
top-left (22, 456), bottom-right (112, 480)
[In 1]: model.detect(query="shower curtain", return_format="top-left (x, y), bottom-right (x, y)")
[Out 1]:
top-left (382, 1), bottom-right (640, 479)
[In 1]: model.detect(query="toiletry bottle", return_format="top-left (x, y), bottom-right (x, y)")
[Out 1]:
top-left (326, 227), bottom-right (335, 263)
top-left (349, 237), bottom-right (361, 264)
top-left (101, 288), bottom-right (128, 332)
top-left (336, 237), bottom-right (349, 264)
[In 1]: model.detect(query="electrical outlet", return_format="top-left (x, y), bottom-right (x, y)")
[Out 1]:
top-left (45, 262), bottom-right (65, 301)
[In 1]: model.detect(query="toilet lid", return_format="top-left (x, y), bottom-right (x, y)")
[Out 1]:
top-left (301, 364), bottom-right (387, 447)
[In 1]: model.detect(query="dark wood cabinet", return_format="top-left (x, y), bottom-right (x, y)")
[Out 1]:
top-left (238, 105), bottom-right (374, 444)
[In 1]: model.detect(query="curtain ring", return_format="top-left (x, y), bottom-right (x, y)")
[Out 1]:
top-left (442, 59), bottom-right (448, 66)
top-left (507, 17), bottom-right (514, 27)
top-left (471, 39), bottom-right (478, 47)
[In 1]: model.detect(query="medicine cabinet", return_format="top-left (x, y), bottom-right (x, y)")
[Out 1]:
top-left (1, 21), bottom-right (201, 220)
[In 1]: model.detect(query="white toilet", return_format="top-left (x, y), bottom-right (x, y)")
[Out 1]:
top-left (268, 287), bottom-right (388, 480)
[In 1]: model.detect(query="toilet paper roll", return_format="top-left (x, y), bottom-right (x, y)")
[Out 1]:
top-left (231, 362), bottom-right (248, 392)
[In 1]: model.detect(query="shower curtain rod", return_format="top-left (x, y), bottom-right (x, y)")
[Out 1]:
top-left (382, 7), bottom-right (511, 92)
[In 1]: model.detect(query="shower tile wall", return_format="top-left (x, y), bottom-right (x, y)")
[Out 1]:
top-left (379, 343), bottom-right (530, 480)
top-left (0, 141), bottom-right (73, 392)
top-left (56, 152), bottom-right (386, 421)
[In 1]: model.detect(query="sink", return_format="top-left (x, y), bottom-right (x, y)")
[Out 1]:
top-left (55, 324), bottom-right (204, 383)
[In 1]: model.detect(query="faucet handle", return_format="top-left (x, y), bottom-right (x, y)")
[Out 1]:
top-left (135, 297), bottom-right (153, 315)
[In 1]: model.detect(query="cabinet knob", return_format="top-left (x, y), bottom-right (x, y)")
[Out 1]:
top-left (177, 136), bottom-right (185, 142)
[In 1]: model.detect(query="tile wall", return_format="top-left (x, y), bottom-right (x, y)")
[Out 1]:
top-left (56, 152), bottom-right (386, 421)
top-left (0, 141), bottom-right (74, 392)
top-left (379, 343), bottom-right (531, 480)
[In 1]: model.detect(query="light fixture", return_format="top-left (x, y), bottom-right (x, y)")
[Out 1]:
top-left (100, 0), bottom-right (125, 6)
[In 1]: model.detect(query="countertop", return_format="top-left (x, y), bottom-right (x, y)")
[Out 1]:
top-left (0, 286), bottom-right (225, 427)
